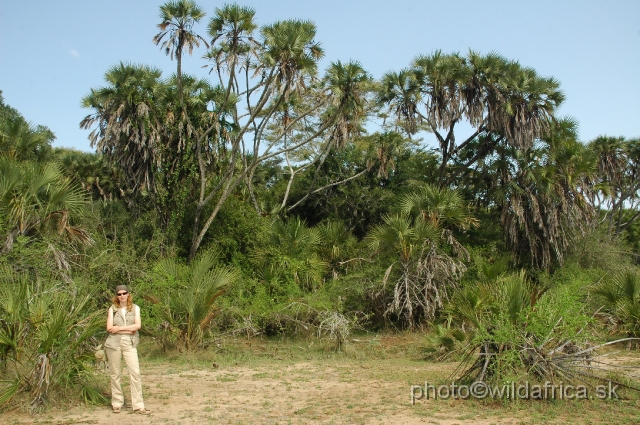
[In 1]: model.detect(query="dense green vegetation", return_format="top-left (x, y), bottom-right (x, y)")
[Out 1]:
top-left (1, 0), bottom-right (639, 411)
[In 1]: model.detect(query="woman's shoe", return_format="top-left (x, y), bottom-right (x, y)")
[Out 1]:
top-left (134, 408), bottom-right (151, 415)
top-left (112, 406), bottom-right (121, 413)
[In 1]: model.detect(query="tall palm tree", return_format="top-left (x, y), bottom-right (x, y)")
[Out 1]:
top-left (485, 119), bottom-right (596, 270)
top-left (376, 69), bottom-right (423, 135)
top-left (80, 63), bottom-right (164, 201)
top-left (323, 60), bottom-right (372, 149)
top-left (153, 0), bottom-right (208, 110)
top-left (188, 17), bottom-right (371, 260)
top-left (378, 51), bottom-right (565, 187)
top-left (588, 136), bottom-right (640, 236)
top-left (205, 3), bottom-right (257, 78)
top-left (260, 19), bottom-right (324, 97)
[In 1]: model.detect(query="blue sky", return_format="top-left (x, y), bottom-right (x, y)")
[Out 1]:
top-left (1, 0), bottom-right (639, 152)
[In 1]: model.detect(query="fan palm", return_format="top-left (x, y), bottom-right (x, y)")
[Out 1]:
top-left (493, 119), bottom-right (595, 270)
top-left (80, 63), bottom-right (164, 200)
top-left (153, 0), bottom-right (208, 109)
top-left (376, 69), bottom-right (423, 135)
top-left (0, 119), bottom-right (52, 163)
top-left (253, 218), bottom-right (327, 291)
top-left (206, 3), bottom-right (257, 75)
top-left (316, 220), bottom-right (356, 279)
top-left (0, 269), bottom-right (104, 408)
top-left (260, 19), bottom-right (324, 96)
top-left (398, 184), bottom-right (478, 230)
top-left (0, 158), bottom-right (91, 253)
top-left (592, 270), bottom-right (640, 337)
top-left (379, 51), bottom-right (565, 186)
top-left (588, 136), bottom-right (640, 236)
top-left (152, 248), bottom-right (239, 349)
top-left (367, 213), bottom-right (466, 328)
top-left (323, 60), bottom-right (372, 148)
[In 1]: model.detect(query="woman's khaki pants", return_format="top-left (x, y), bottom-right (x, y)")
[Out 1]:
top-left (106, 336), bottom-right (145, 410)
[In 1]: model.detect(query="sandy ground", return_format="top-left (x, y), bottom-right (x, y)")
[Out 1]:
top-left (3, 336), bottom-right (640, 424)
top-left (2, 359), bottom-right (535, 425)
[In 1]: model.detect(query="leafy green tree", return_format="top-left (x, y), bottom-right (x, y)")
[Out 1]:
top-left (278, 131), bottom-right (431, 238)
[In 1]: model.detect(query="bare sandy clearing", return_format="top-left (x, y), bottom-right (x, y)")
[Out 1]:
top-left (3, 360), bottom-right (534, 425)
top-left (3, 334), bottom-right (639, 424)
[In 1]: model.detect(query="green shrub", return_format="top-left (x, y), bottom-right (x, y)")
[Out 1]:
top-left (592, 269), bottom-right (640, 338)
top-left (0, 268), bottom-right (104, 411)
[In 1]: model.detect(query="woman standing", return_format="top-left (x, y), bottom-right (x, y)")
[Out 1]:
top-left (105, 285), bottom-right (151, 415)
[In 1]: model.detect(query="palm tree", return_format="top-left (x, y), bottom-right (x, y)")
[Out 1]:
top-left (378, 51), bottom-right (565, 187)
top-left (0, 118), bottom-right (53, 162)
top-left (368, 185), bottom-right (473, 328)
top-left (260, 19), bottom-right (324, 97)
top-left (153, 0), bottom-right (208, 110)
top-left (152, 248), bottom-right (239, 350)
top-left (0, 269), bottom-right (104, 408)
top-left (0, 158), bottom-right (91, 254)
top-left (253, 218), bottom-right (327, 291)
top-left (376, 69), bottom-right (423, 135)
top-left (80, 63), bottom-right (164, 202)
top-left (316, 220), bottom-right (357, 280)
top-left (589, 136), bottom-right (640, 236)
top-left (205, 3), bottom-right (257, 78)
top-left (485, 119), bottom-right (596, 270)
top-left (323, 60), bottom-right (372, 149)
top-left (592, 270), bottom-right (640, 338)
top-left (398, 184), bottom-right (478, 230)
top-left (187, 17), bottom-right (371, 260)
top-left (368, 213), bottom-right (465, 328)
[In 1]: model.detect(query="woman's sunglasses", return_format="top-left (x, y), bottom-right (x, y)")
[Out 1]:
top-left (117, 292), bottom-right (129, 296)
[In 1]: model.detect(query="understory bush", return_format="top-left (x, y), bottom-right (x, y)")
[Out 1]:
top-left (0, 269), bottom-right (104, 411)
top-left (592, 269), bottom-right (640, 339)
top-left (426, 270), bottom-right (640, 397)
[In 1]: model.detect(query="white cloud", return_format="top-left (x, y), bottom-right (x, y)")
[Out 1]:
top-left (70, 49), bottom-right (80, 57)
